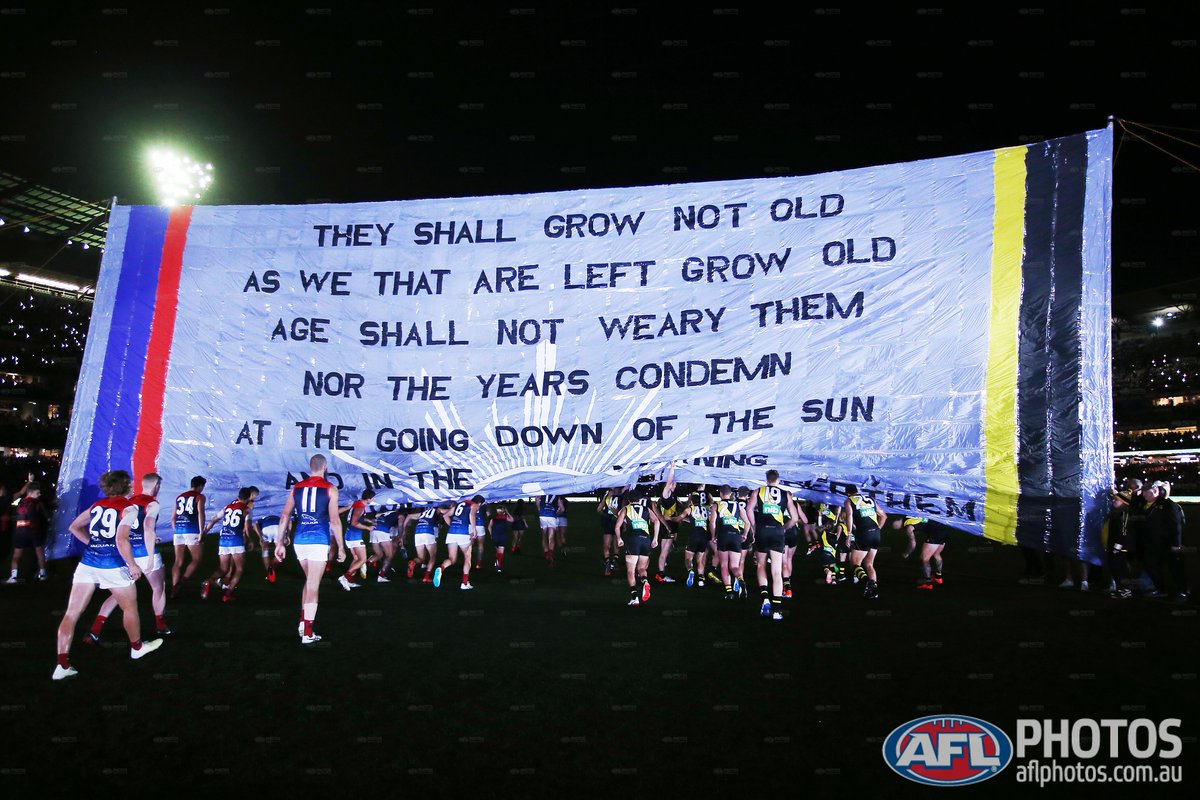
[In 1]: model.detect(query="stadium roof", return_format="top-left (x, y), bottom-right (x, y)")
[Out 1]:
top-left (0, 171), bottom-right (109, 251)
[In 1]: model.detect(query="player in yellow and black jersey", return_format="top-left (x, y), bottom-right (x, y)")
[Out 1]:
top-left (751, 470), bottom-right (800, 621)
top-left (892, 515), bottom-right (948, 589)
top-left (652, 467), bottom-right (689, 584)
top-left (597, 487), bottom-right (623, 576)
top-left (709, 485), bottom-right (751, 600)
top-left (613, 487), bottom-right (666, 606)
top-left (843, 486), bottom-right (888, 599)
top-left (734, 487), bottom-right (755, 597)
top-left (682, 484), bottom-right (712, 588)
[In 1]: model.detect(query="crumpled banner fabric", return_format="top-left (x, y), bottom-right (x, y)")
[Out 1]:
top-left (52, 129), bottom-right (1112, 563)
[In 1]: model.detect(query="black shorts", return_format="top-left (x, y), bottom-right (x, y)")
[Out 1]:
top-left (717, 532), bottom-right (742, 553)
top-left (784, 528), bottom-right (799, 548)
top-left (624, 534), bottom-right (652, 557)
top-left (13, 525), bottom-right (45, 549)
top-left (921, 525), bottom-right (947, 546)
top-left (601, 517), bottom-right (616, 536)
top-left (852, 525), bottom-right (881, 552)
top-left (685, 530), bottom-right (710, 553)
top-left (754, 526), bottom-right (785, 554)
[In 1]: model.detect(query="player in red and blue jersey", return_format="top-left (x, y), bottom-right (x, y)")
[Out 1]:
top-left (275, 455), bottom-right (344, 644)
top-left (537, 493), bottom-right (566, 566)
top-left (170, 475), bottom-right (207, 596)
top-left (202, 486), bottom-right (257, 603)
top-left (54, 470), bottom-right (163, 680)
top-left (487, 502), bottom-right (514, 573)
top-left (410, 501), bottom-right (452, 582)
top-left (255, 513), bottom-right (283, 583)
top-left (339, 489), bottom-right (374, 590)
top-left (434, 495), bottom-right (483, 590)
top-left (86, 472), bottom-right (173, 643)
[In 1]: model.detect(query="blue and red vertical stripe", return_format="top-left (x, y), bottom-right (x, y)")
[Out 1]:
top-left (74, 205), bottom-right (193, 516)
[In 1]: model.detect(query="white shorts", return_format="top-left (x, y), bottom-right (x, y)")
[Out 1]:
top-left (445, 533), bottom-right (471, 548)
top-left (473, 525), bottom-right (485, 540)
top-left (73, 563), bottom-right (135, 590)
top-left (369, 531), bottom-right (391, 544)
top-left (293, 543), bottom-right (329, 562)
top-left (556, 516), bottom-right (568, 528)
top-left (260, 525), bottom-right (278, 543)
top-left (539, 516), bottom-right (557, 530)
top-left (135, 553), bottom-right (164, 574)
top-left (346, 540), bottom-right (366, 549)
top-left (415, 533), bottom-right (438, 548)
top-left (218, 545), bottom-right (245, 556)
top-left (174, 534), bottom-right (200, 546)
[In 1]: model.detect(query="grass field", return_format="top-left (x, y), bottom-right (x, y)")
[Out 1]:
top-left (2, 503), bottom-right (1197, 796)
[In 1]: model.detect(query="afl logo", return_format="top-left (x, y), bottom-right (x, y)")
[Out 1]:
top-left (882, 715), bottom-right (1013, 786)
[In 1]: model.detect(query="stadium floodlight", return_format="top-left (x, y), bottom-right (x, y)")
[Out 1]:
top-left (147, 147), bottom-right (214, 207)
top-left (16, 273), bottom-right (85, 292)
top-left (1152, 317), bottom-right (1165, 328)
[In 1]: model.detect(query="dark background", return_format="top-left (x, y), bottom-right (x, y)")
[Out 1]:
top-left (0, 2), bottom-right (1195, 292)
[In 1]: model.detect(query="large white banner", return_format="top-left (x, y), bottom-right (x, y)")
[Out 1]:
top-left (55, 128), bottom-right (1113, 561)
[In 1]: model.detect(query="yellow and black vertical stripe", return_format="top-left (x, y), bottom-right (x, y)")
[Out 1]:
top-left (984, 133), bottom-right (1094, 553)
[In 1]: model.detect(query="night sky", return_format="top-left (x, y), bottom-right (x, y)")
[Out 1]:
top-left (1, 2), bottom-right (1195, 291)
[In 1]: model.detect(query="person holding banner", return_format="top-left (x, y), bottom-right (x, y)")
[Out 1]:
top-left (752, 471), bottom-right (798, 621)
top-left (54, 470), bottom-right (163, 680)
top-left (843, 486), bottom-right (887, 600)
top-left (84, 472), bottom-right (172, 643)
top-left (433, 495), bottom-right (484, 590)
top-left (537, 494), bottom-right (566, 567)
top-left (275, 454), bottom-right (344, 645)
top-left (613, 487), bottom-right (664, 606)
top-left (652, 469), bottom-right (687, 584)
top-left (170, 475), bottom-right (207, 597)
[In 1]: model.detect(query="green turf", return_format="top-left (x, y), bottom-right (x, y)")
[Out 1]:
top-left (1, 504), bottom-right (1197, 796)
